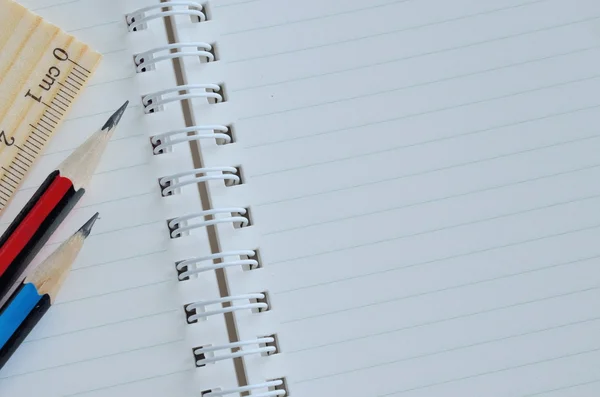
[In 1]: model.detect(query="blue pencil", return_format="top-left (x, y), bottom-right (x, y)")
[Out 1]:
top-left (0, 212), bottom-right (99, 370)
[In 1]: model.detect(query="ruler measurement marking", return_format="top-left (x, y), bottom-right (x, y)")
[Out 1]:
top-left (63, 78), bottom-right (80, 91)
top-left (57, 81), bottom-right (77, 95)
top-left (42, 102), bottom-right (64, 118)
top-left (53, 94), bottom-right (70, 109)
top-left (68, 59), bottom-right (91, 74)
top-left (30, 127), bottom-right (48, 139)
top-left (42, 110), bottom-right (60, 124)
top-left (0, 189), bottom-right (11, 202)
top-left (56, 89), bottom-right (73, 103)
top-left (11, 156), bottom-right (29, 174)
top-left (41, 113), bottom-right (60, 126)
top-left (38, 117), bottom-right (55, 131)
top-left (69, 72), bottom-right (85, 84)
top-left (70, 68), bottom-right (88, 81)
top-left (27, 132), bottom-right (45, 147)
top-left (23, 137), bottom-right (41, 152)
top-left (0, 188), bottom-right (11, 200)
top-left (28, 132), bottom-right (45, 147)
top-left (24, 141), bottom-right (41, 154)
top-left (1, 173), bottom-right (19, 188)
top-left (0, 168), bottom-right (19, 185)
top-left (14, 145), bottom-right (35, 163)
top-left (0, 6), bottom-right (101, 213)
top-left (29, 123), bottom-right (48, 137)
top-left (66, 73), bottom-right (83, 87)
top-left (3, 165), bottom-right (24, 180)
top-left (49, 98), bottom-right (67, 113)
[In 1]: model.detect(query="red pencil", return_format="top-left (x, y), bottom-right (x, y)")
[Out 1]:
top-left (0, 101), bottom-right (128, 307)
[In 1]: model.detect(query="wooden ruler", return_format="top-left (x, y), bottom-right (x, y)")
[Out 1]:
top-left (0, 0), bottom-right (101, 214)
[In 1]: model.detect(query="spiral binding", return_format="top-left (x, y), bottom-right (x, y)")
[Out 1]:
top-left (151, 125), bottom-right (232, 154)
top-left (159, 166), bottom-right (240, 196)
top-left (176, 250), bottom-right (259, 281)
top-left (203, 380), bottom-right (287, 397)
top-left (134, 42), bottom-right (215, 73)
top-left (194, 337), bottom-right (276, 366)
top-left (127, 1), bottom-right (287, 395)
top-left (126, 1), bottom-right (206, 32)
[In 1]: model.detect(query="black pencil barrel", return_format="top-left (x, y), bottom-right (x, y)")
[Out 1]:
top-left (0, 178), bottom-right (84, 308)
top-left (0, 294), bottom-right (50, 370)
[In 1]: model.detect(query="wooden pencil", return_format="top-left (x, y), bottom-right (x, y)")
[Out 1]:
top-left (0, 101), bottom-right (128, 308)
top-left (0, 212), bottom-right (99, 370)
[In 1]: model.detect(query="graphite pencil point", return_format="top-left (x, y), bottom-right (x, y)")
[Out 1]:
top-left (101, 100), bottom-right (129, 131)
top-left (78, 212), bottom-right (100, 238)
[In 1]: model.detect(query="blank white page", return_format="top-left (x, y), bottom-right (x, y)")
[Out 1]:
top-left (172, 0), bottom-right (600, 395)
top-left (0, 1), bottom-right (238, 396)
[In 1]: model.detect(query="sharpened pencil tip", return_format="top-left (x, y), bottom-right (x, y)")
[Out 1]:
top-left (78, 212), bottom-right (100, 238)
top-left (101, 100), bottom-right (129, 131)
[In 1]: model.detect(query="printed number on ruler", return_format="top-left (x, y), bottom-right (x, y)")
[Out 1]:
top-left (0, 0), bottom-right (101, 213)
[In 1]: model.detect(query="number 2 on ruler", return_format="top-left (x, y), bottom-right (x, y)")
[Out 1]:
top-left (0, 131), bottom-right (14, 147)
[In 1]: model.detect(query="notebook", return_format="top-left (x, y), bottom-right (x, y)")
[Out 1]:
top-left (2, 0), bottom-right (600, 395)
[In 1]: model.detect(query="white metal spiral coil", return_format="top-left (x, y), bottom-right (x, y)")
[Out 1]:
top-left (127, 1), bottom-right (285, 391)
top-left (168, 208), bottom-right (248, 238)
top-left (142, 84), bottom-right (223, 113)
top-left (134, 42), bottom-right (214, 73)
top-left (203, 380), bottom-right (286, 397)
top-left (159, 166), bottom-right (240, 196)
top-left (186, 293), bottom-right (268, 322)
top-left (177, 250), bottom-right (258, 280)
top-left (126, 1), bottom-right (206, 32)
top-left (151, 125), bottom-right (231, 154)
top-left (195, 337), bottom-right (276, 366)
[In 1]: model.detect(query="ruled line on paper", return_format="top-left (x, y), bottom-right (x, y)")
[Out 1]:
top-left (22, 309), bottom-right (178, 344)
top-left (226, 0), bottom-right (557, 64)
top-left (213, 0), bottom-right (262, 8)
top-left (63, 369), bottom-right (194, 397)
top-left (73, 249), bottom-right (167, 271)
top-left (286, 289), bottom-right (600, 354)
top-left (244, 73), bottom-right (600, 150)
top-left (256, 132), bottom-right (600, 209)
top-left (52, 280), bottom-right (172, 307)
top-left (270, 220), bottom-right (600, 267)
top-left (282, 243), bottom-right (600, 322)
top-left (289, 316), bottom-right (600, 372)
top-left (264, 159), bottom-right (600, 238)
top-left (222, 0), bottom-right (413, 36)
top-left (68, 20), bottom-right (121, 33)
top-left (0, 338), bottom-right (184, 380)
top-left (239, 45), bottom-right (600, 128)
top-left (31, 0), bottom-right (78, 12)
top-left (276, 231), bottom-right (600, 295)
top-left (243, 72), bottom-right (600, 152)
top-left (233, 13), bottom-right (600, 92)
top-left (522, 379), bottom-right (600, 396)
top-left (371, 347), bottom-right (600, 396)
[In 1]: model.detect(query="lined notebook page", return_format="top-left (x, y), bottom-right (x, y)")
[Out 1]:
top-left (174, 0), bottom-right (600, 395)
top-left (0, 1), bottom-right (237, 396)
